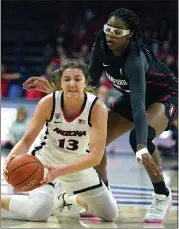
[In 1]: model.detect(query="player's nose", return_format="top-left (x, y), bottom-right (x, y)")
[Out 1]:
top-left (69, 80), bottom-right (76, 85)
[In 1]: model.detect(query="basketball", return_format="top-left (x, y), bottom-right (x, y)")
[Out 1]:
top-left (7, 154), bottom-right (44, 192)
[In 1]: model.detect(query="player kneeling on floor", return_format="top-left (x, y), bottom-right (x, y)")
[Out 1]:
top-left (2, 59), bottom-right (118, 222)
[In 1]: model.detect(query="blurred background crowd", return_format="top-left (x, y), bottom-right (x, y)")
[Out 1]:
top-left (1, 1), bottom-right (178, 158)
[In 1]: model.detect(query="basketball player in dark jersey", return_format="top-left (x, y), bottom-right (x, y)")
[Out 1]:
top-left (23, 8), bottom-right (177, 223)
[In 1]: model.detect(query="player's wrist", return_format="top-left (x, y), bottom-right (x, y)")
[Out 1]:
top-left (56, 166), bottom-right (66, 176)
top-left (136, 148), bottom-right (148, 164)
top-left (137, 144), bottom-right (147, 151)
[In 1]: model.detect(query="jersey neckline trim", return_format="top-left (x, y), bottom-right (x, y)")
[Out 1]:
top-left (61, 92), bottom-right (88, 123)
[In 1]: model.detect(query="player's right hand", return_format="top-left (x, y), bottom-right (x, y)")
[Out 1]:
top-left (3, 155), bottom-right (16, 181)
top-left (22, 77), bottom-right (54, 94)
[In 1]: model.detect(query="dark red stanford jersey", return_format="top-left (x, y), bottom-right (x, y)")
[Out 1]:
top-left (88, 38), bottom-right (177, 147)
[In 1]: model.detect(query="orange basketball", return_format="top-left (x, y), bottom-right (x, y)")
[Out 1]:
top-left (7, 154), bottom-right (44, 191)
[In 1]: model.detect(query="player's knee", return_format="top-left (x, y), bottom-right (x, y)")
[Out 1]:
top-left (28, 192), bottom-right (54, 221)
top-left (95, 198), bottom-right (118, 222)
top-left (129, 126), bottom-right (156, 155)
top-left (100, 204), bottom-right (118, 222)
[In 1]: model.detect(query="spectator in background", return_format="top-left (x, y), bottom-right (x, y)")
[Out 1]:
top-left (1, 64), bottom-right (8, 97)
top-left (72, 26), bottom-right (90, 53)
top-left (50, 45), bottom-right (69, 67)
top-left (1, 64), bottom-right (22, 98)
top-left (97, 85), bottom-right (110, 105)
top-left (49, 23), bottom-right (74, 52)
top-left (2, 107), bottom-right (29, 150)
top-left (157, 121), bottom-right (178, 158)
top-left (25, 64), bottom-right (58, 100)
top-left (157, 41), bottom-right (171, 61)
top-left (102, 77), bottom-right (113, 89)
top-left (73, 44), bottom-right (90, 63)
top-left (164, 54), bottom-right (177, 76)
top-left (26, 86), bottom-right (46, 100)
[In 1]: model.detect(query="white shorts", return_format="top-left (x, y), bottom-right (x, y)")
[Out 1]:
top-left (29, 148), bottom-right (102, 197)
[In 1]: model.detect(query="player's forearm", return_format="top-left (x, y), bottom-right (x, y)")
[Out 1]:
top-left (133, 110), bottom-right (148, 148)
top-left (56, 153), bottom-right (102, 176)
top-left (130, 89), bottom-right (148, 148)
top-left (137, 144), bottom-right (147, 151)
top-left (7, 139), bottom-right (32, 158)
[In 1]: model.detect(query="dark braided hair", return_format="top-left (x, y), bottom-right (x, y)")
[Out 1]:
top-left (97, 8), bottom-right (159, 56)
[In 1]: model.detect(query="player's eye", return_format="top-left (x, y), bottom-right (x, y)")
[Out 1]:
top-left (64, 78), bottom-right (70, 82)
top-left (113, 29), bottom-right (123, 36)
top-left (75, 78), bottom-right (81, 82)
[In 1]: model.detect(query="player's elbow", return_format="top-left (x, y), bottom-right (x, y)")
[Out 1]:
top-left (93, 158), bottom-right (101, 166)
top-left (91, 153), bottom-right (103, 166)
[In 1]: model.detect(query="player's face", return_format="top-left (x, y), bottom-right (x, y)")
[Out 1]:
top-left (105, 16), bottom-right (131, 53)
top-left (61, 68), bottom-right (86, 98)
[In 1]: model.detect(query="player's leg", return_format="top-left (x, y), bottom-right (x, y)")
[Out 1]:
top-left (1, 184), bottom-right (55, 221)
top-left (144, 102), bottom-right (177, 223)
top-left (52, 181), bottom-right (117, 221)
top-left (77, 184), bottom-right (118, 222)
top-left (80, 97), bottom-right (134, 218)
top-left (94, 97), bottom-right (134, 185)
top-left (52, 182), bottom-right (83, 216)
top-left (129, 100), bottom-right (177, 223)
top-left (130, 102), bottom-right (177, 182)
top-left (1, 151), bottom-right (57, 221)
top-left (129, 103), bottom-right (167, 182)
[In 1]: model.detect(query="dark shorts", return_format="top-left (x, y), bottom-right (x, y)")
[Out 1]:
top-left (111, 94), bottom-right (178, 130)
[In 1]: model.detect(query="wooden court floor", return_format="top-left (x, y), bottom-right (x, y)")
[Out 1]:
top-left (1, 206), bottom-right (177, 228)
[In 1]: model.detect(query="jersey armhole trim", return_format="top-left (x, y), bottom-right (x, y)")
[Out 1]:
top-left (47, 92), bottom-right (56, 122)
top-left (88, 97), bottom-right (99, 127)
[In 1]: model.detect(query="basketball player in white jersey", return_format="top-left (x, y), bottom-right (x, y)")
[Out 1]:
top-left (2, 59), bottom-right (118, 222)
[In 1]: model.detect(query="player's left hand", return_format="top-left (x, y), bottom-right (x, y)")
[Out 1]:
top-left (40, 164), bottom-right (62, 185)
top-left (136, 149), bottom-right (162, 176)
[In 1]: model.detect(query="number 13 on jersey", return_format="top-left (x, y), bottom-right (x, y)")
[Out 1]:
top-left (57, 138), bottom-right (79, 151)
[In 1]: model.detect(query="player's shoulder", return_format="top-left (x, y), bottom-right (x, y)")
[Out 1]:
top-left (40, 91), bottom-right (62, 102)
top-left (127, 43), bottom-right (141, 58)
top-left (89, 99), bottom-right (107, 127)
top-left (125, 43), bottom-right (148, 70)
top-left (91, 98), bottom-right (107, 116)
top-left (85, 92), bottom-right (106, 108)
top-left (40, 92), bottom-right (53, 102)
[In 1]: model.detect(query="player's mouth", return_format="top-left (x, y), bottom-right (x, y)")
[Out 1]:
top-left (69, 89), bottom-right (78, 93)
top-left (106, 40), bottom-right (116, 48)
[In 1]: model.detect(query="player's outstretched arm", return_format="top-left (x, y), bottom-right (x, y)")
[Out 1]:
top-left (3, 95), bottom-right (53, 177)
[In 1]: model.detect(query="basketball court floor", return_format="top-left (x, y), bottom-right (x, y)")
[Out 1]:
top-left (1, 151), bottom-right (178, 228)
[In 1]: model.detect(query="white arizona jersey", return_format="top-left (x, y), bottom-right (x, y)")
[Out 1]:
top-left (29, 91), bottom-right (102, 195)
